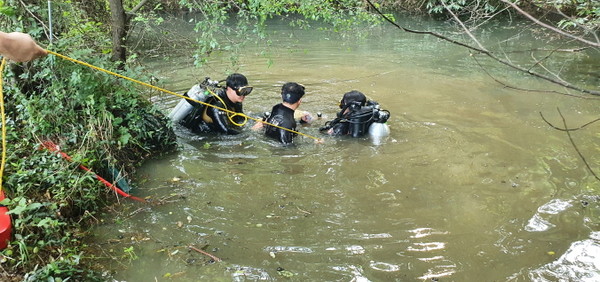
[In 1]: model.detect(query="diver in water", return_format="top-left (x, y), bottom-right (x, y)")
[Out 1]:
top-left (179, 73), bottom-right (252, 135)
top-left (320, 90), bottom-right (390, 138)
top-left (254, 82), bottom-right (308, 145)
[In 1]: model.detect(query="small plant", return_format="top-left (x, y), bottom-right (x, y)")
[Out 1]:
top-left (123, 246), bottom-right (138, 261)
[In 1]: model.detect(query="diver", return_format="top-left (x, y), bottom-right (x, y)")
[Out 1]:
top-left (176, 73), bottom-right (252, 135)
top-left (253, 82), bottom-right (308, 145)
top-left (320, 90), bottom-right (390, 138)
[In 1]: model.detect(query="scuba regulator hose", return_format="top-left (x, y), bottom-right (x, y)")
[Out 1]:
top-left (204, 87), bottom-right (248, 127)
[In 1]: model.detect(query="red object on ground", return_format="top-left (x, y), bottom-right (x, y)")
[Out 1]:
top-left (41, 141), bottom-right (146, 203)
top-left (0, 190), bottom-right (11, 249)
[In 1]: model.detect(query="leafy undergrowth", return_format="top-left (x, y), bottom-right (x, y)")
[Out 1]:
top-left (0, 41), bottom-right (177, 280)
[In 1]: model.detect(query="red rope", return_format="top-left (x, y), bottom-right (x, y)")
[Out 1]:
top-left (41, 141), bottom-right (146, 203)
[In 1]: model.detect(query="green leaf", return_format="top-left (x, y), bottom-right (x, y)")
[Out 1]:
top-left (119, 132), bottom-right (131, 146)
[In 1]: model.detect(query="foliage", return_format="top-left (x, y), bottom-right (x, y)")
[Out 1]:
top-left (422, 0), bottom-right (599, 33)
top-left (168, 0), bottom-right (383, 66)
top-left (422, 0), bottom-right (503, 25)
top-left (0, 0), bottom-right (176, 280)
top-left (426, 0), bottom-right (499, 15)
top-left (133, 0), bottom-right (598, 68)
top-left (532, 0), bottom-right (600, 30)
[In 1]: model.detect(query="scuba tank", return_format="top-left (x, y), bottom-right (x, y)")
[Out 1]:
top-left (367, 103), bottom-right (390, 145)
top-left (369, 122), bottom-right (390, 145)
top-left (368, 119), bottom-right (390, 137)
top-left (368, 121), bottom-right (390, 137)
top-left (368, 104), bottom-right (390, 138)
top-left (168, 77), bottom-right (218, 122)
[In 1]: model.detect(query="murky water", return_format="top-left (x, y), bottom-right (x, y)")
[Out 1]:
top-left (90, 15), bottom-right (600, 281)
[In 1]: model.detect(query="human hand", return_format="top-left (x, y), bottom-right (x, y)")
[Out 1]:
top-left (0, 32), bottom-right (47, 62)
top-left (300, 112), bottom-right (314, 124)
top-left (251, 121), bottom-right (264, 131)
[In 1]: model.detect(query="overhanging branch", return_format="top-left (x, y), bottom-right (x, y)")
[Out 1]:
top-left (130, 0), bottom-right (151, 15)
top-left (500, 0), bottom-right (600, 48)
top-left (556, 108), bottom-right (600, 182)
top-left (364, 0), bottom-right (600, 96)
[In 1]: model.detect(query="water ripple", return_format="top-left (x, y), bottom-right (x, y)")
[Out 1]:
top-left (369, 261), bottom-right (400, 272)
top-left (525, 213), bottom-right (556, 232)
top-left (408, 227), bottom-right (449, 239)
top-left (525, 199), bottom-right (572, 232)
top-left (353, 233), bottom-right (393, 239)
top-left (538, 199), bottom-right (573, 214)
top-left (331, 265), bottom-right (370, 282)
top-left (527, 232), bottom-right (600, 281)
top-left (325, 245), bottom-right (365, 255)
top-left (417, 268), bottom-right (456, 280)
top-left (228, 265), bottom-right (271, 281)
top-left (263, 246), bottom-right (314, 254)
top-left (407, 242), bottom-right (446, 252)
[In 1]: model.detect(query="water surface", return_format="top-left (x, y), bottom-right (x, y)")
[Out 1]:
top-left (90, 15), bottom-right (600, 281)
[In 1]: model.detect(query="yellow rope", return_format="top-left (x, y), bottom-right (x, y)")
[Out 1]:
top-left (47, 50), bottom-right (322, 142)
top-left (0, 58), bottom-right (6, 194)
top-left (205, 88), bottom-right (248, 127)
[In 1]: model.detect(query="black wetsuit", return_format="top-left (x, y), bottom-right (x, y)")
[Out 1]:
top-left (264, 103), bottom-right (297, 145)
top-left (180, 89), bottom-right (244, 135)
top-left (327, 116), bottom-right (351, 136)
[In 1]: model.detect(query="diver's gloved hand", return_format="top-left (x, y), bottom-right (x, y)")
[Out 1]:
top-left (251, 121), bottom-right (264, 131)
top-left (296, 111), bottom-right (314, 124)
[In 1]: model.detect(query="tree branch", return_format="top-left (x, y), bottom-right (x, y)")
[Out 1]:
top-left (556, 108), bottom-right (600, 182)
top-left (19, 0), bottom-right (52, 41)
top-left (441, 0), bottom-right (487, 51)
top-left (130, 0), bottom-right (151, 15)
top-left (500, 0), bottom-right (600, 47)
top-left (529, 52), bottom-right (569, 85)
top-left (471, 55), bottom-right (595, 99)
top-left (364, 0), bottom-right (600, 96)
top-left (539, 111), bottom-right (600, 131)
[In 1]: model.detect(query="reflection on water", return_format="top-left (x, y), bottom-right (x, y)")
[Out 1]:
top-left (523, 232), bottom-right (600, 281)
top-left (525, 199), bottom-right (574, 232)
top-left (90, 15), bottom-right (600, 281)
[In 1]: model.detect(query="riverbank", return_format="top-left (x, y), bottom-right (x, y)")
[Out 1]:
top-left (0, 41), bottom-right (176, 279)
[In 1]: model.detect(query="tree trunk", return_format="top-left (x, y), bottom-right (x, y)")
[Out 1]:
top-left (109, 0), bottom-right (127, 68)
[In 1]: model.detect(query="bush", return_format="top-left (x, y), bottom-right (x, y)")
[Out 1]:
top-left (0, 6), bottom-right (176, 279)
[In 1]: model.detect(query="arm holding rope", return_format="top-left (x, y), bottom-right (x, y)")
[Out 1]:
top-left (0, 32), bottom-right (47, 62)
